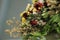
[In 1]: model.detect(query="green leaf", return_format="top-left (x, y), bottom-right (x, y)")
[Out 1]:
top-left (41, 24), bottom-right (51, 35)
top-left (40, 36), bottom-right (46, 40)
top-left (30, 36), bottom-right (38, 40)
top-left (49, 14), bottom-right (60, 23)
top-left (58, 22), bottom-right (60, 26)
top-left (55, 27), bottom-right (60, 33)
top-left (42, 12), bottom-right (49, 18)
top-left (23, 34), bottom-right (33, 40)
top-left (30, 32), bottom-right (41, 37)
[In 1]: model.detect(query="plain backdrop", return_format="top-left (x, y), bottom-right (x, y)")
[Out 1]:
top-left (0, 0), bottom-right (31, 40)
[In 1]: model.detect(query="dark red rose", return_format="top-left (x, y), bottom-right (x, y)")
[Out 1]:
top-left (30, 20), bottom-right (38, 25)
top-left (23, 13), bottom-right (28, 19)
top-left (34, 2), bottom-right (43, 10)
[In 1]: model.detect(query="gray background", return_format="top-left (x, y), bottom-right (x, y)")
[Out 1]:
top-left (0, 0), bottom-right (31, 40)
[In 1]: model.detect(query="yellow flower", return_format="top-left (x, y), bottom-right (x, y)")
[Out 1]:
top-left (26, 3), bottom-right (31, 11)
top-left (26, 11), bottom-right (30, 15)
top-left (33, 8), bottom-right (37, 12)
top-left (29, 4), bottom-right (34, 11)
top-left (22, 17), bottom-right (26, 23)
top-left (32, 0), bottom-right (38, 3)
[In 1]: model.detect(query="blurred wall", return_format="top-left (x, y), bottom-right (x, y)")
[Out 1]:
top-left (0, 0), bottom-right (31, 40)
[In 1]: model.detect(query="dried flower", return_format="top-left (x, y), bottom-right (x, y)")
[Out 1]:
top-left (5, 29), bottom-right (10, 33)
top-left (6, 20), bottom-right (13, 25)
top-left (15, 20), bottom-right (20, 25)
